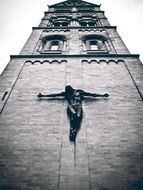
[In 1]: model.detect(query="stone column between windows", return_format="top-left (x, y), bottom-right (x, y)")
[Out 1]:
top-left (69, 29), bottom-right (80, 54)
top-left (59, 41), bottom-right (64, 51)
top-left (44, 41), bottom-right (51, 50)
top-left (85, 41), bottom-right (91, 51)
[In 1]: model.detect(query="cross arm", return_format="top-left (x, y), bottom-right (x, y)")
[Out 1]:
top-left (82, 91), bottom-right (109, 98)
top-left (37, 92), bottom-right (65, 98)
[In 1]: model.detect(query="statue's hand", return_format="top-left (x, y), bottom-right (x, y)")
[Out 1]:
top-left (104, 93), bottom-right (109, 97)
top-left (37, 93), bottom-right (42, 98)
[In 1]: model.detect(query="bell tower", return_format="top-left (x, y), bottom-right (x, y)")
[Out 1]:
top-left (0, 0), bottom-right (143, 190)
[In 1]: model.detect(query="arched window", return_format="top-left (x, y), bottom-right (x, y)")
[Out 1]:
top-left (88, 21), bottom-right (96, 27)
top-left (79, 19), bottom-right (97, 27)
top-left (41, 35), bottom-right (67, 53)
top-left (51, 18), bottom-right (70, 27)
top-left (80, 22), bottom-right (87, 27)
top-left (82, 34), bottom-right (109, 53)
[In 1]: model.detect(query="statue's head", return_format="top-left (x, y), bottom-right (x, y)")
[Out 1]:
top-left (65, 85), bottom-right (73, 95)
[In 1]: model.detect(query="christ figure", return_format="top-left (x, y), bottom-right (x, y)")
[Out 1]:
top-left (37, 85), bottom-right (109, 142)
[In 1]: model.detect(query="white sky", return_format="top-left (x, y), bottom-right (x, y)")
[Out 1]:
top-left (0, 0), bottom-right (143, 74)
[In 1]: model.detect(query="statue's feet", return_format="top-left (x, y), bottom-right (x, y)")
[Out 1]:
top-left (69, 129), bottom-right (77, 142)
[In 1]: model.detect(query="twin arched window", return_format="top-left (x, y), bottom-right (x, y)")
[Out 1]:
top-left (41, 35), bottom-right (67, 53)
top-left (82, 34), bottom-right (109, 52)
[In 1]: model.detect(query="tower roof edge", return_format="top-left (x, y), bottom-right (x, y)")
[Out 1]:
top-left (49, 0), bottom-right (100, 7)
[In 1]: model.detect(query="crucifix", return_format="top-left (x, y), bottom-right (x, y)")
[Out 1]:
top-left (37, 85), bottom-right (109, 142)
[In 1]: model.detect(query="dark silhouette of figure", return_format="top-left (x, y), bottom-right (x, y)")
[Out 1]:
top-left (37, 85), bottom-right (109, 142)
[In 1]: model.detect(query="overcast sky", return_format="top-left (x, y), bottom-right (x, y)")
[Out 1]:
top-left (0, 0), bottom-right (143, 74)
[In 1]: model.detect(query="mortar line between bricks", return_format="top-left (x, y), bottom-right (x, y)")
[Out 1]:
top-left (58, 71), bottom-right (67, 190)
top-left (0, 62), bottom-right (26, 115)
top-left (57, 119), bottom-right (63, 190)
top-left (65, 61), bottom-right (67, 87)
top-left (86, 117), bottom-right (91, 190)
top-left (58, 141), bottom-right (63, 190)
top-left (82, 63), bottom-right (91, 190)
top-left (124, 61), bottom-right (143, 101)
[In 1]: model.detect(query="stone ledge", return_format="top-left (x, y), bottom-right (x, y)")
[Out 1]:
top-left (10, 54), bottom-right (140, 59)
top-left (32, 26), bottom-right (117, 30)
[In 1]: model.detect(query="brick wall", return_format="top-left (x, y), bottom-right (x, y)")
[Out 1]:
top-left (0, 57), bottom-right (143, 190)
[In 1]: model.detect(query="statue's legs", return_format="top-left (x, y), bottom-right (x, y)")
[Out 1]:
top-left (67, 105), bottom-right (83, 142)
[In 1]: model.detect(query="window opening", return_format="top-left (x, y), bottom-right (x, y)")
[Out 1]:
top-left (88, 22), bottom-right (95, 27)
top-left (80, 22), bottom-right (87, 27)
top-left (90, 41), bottom-right (98, 50)
top-left (1, 91), bottom-right (8, 101)
top-left (50, 41), bottom-right (59, 50)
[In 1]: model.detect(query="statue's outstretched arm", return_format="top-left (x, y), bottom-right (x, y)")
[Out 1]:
top-left (37, 92), bottom-right (65, 98)
top-left (82, 91), bottom-right (109, 97)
